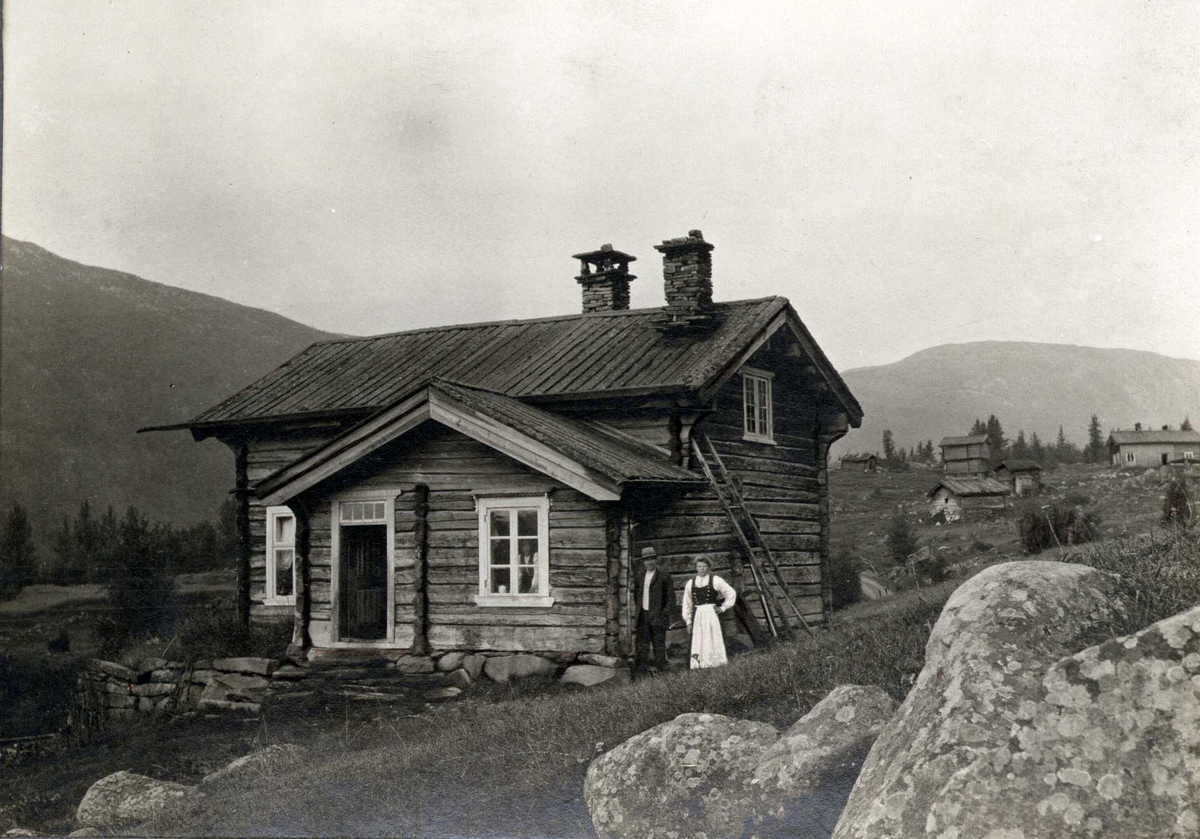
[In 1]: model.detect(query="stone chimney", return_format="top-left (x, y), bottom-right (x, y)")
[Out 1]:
top-left (573, 244), bottom-right (636, 313)
top-left (654, 230), bottom-right (714, 328)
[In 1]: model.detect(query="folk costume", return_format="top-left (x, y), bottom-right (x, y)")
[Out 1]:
top-left (632, 548), bottom-right (676, 675)
top-left (682, 573), bottom-right (736, 669)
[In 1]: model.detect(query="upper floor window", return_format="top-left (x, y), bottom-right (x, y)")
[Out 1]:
top-left (474, 496), bottom-right (553, 608)
top-left (265, 506), bottom-right (296, 603)
top-left (742, 367), bottom-right (775, 443)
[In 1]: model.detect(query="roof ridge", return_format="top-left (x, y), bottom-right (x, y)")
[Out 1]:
top-left (305, 297), bottom-right (784, 347)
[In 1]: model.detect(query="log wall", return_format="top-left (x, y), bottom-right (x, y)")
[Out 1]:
top-left (628, 332), bottom-right (829, 623)
top-left (299, 424), bottom-right (611, 653)
top-left (243, 429), bottom-right (338, 623)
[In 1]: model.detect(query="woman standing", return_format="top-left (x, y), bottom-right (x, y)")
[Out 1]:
top-left (682, 557), bottom-right (737, 669)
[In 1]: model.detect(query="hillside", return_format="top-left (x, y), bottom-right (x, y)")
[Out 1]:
top-left (0, 236), bottom-right (336, 547)
top-left (836, 341), bottom-right (1200, 458)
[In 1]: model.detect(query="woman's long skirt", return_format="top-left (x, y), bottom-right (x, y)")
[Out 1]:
top-left (690, 604), bottom-right (727, 669)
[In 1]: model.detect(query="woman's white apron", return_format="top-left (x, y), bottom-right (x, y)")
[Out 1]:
top-left (690, 603), bottom-right (727, 669)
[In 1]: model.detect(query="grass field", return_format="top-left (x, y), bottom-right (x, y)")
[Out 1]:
top-left (1, 465), bottom-right (1194, 836)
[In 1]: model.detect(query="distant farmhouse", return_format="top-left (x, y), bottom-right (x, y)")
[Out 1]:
top-left (145, 231), bottom-right (861, 661)
top-left (1107, 427), bottom-right (1200, 467)
top-left (995, 459), bottom-right (1043, 497)
top-left (839, 453), bottom-right (877, 473)
top-left (938, 435), bottom-right (991, 477)
top-left (927, 477), bottom-right (1011, 522)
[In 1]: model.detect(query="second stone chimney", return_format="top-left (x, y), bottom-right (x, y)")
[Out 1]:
top-left (654, 229), bottom-right (714, 328)
top-left (573, 244), bottom-right (636, 313)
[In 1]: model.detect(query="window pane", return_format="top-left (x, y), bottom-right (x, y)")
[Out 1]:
top-left (489, 510), bottom-right (510, 537)
top-left (516, 538), bottom-right (537, 566)
top-left (490, 566), bottom-right (511, 594)
top-left (517, 509), bottom-right (538, 537)
top-left (374, 501), bottom-right (386, 520)
top-left (352, 503), bottom-right (363, 521)
top-left (274, 514), bottom-right (295, 545)
top-left (274, 549), bottom-right (294, 597)
top-left (341, 505), bottom-right (351, 522)
top-left (490, 537), bottom-right (511, 567)
top-left (517, 565), bottom-right (536, 594)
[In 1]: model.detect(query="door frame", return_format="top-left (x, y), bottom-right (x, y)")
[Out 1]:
top-left (329, 488), bottom-right (401, 647)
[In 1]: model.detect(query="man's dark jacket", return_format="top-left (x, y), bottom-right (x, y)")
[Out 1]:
top-left (634, 569), bottom-right (677, 629)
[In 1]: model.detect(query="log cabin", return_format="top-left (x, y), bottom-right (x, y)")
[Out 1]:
top-left (144, 231), bottom-right (862, 659)
top-left (938, 435), bottom-right (991, 477)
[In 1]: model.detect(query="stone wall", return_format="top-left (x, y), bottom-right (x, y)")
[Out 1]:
top-left (73, 656), bottom-right (285, 735)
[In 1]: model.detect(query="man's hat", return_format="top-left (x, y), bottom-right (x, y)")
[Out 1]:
top-left (640, 546), bottom-right (658, 560)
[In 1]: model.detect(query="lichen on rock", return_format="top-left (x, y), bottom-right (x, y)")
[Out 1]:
top-left (833, 561), bottom-right (1122, 839)
top-left (925, 603), bottom-right (1200, 838)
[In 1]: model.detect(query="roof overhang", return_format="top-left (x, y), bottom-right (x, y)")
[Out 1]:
top-left (256, 385), bottom-right (628, 506)
top-left (695, 304), bottom-right (863, 427)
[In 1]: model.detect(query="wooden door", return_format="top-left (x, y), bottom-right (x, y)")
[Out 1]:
top-left (340, 525), bottom-right (387, 640)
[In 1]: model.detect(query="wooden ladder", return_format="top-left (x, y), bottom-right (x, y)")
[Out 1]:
top-left (691, 434), bottom-right (814, 639)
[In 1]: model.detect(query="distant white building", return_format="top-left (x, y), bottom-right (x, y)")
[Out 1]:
top-left (1107, 428), bottom-right (1200, 468)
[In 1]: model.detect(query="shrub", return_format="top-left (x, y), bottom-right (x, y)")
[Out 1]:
top-left (175, 608), bottom-right (293, 662)
top-left (886, 507), bottom-right (920, 564)
top-left (0, 653), bottom-right (76, 738)
top-left (1163, 480), bottom-right (1194, 528)
top-left (100, 507), bottom-right (180, 653)
top-left (1017, 501), bottom-right (1100, 554)
top-left (830, 545), bottom-right (861, 609)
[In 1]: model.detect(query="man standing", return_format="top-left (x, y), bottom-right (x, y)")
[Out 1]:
top-left (633, 546), bottom-right (675, 677)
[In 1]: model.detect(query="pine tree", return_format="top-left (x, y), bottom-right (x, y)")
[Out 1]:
top-left (882, 429), bottom-right (896, 462)
top-left (0, 502), bottom-right (37, 591)
top-left (1086, 414), bottom-right (1104, 463)
top-left (1011, 430), bottom-right (1029, 460)
top-left (1182, 416), bottom-right (1193, 432)
top-left (970, 418), bottom-right (986, 436)
top-left (1030, 432), bottom-right (1045, 464)
top-left (985, 415), bottom-right (1008, 466)
top-left (53, 514), bottom-right (81, 584)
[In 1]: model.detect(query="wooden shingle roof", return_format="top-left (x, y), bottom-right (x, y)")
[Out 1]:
top-left (171, 297), bottom-right (862, 432)
top-left (1108, 429), bottom-right (1200, 446)
top-left (927, 477), bottom-right (1010, 498)
top-left (939, 435), bottom-right (989, 447)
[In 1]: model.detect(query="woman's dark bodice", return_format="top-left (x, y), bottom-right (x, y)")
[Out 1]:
top-left (692, 578), bottom-right (720, 606)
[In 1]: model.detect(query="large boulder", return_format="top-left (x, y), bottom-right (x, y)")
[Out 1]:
top-left (926, 603), bottom-right (1200, 838)
top-left (75, 770), bottom-right (193, 829)
top-left (584, 712), bottom-right (779, 838)
top-left (483, 654), bottom-right (555, 683)
top-left (834, 561), bottom-right (1121, 839)
top-left (744, 685), bottom-right (897, 836)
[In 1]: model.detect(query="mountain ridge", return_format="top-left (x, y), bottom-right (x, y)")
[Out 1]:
top-left (0, 235), bottom-right (337, 548)
top-left (836, 340), bottom-right (1200, 457)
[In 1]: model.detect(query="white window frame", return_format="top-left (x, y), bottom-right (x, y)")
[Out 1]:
top-left (1125, 451), bottom-right (1136, 463)
top-left (264, 505), bottom-right (297, 606)
top-left (329, 489), bottom-right (400, 646)
top-left (741, 367), bottom-right (775, 444)
top-left (1185, 451), bottom-right (1195, 461)
top-left (474, 495), bottom-right (553, 608)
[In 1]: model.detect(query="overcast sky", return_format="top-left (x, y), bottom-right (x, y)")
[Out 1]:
top-left (4, 0), bottom-right (1198, 369)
